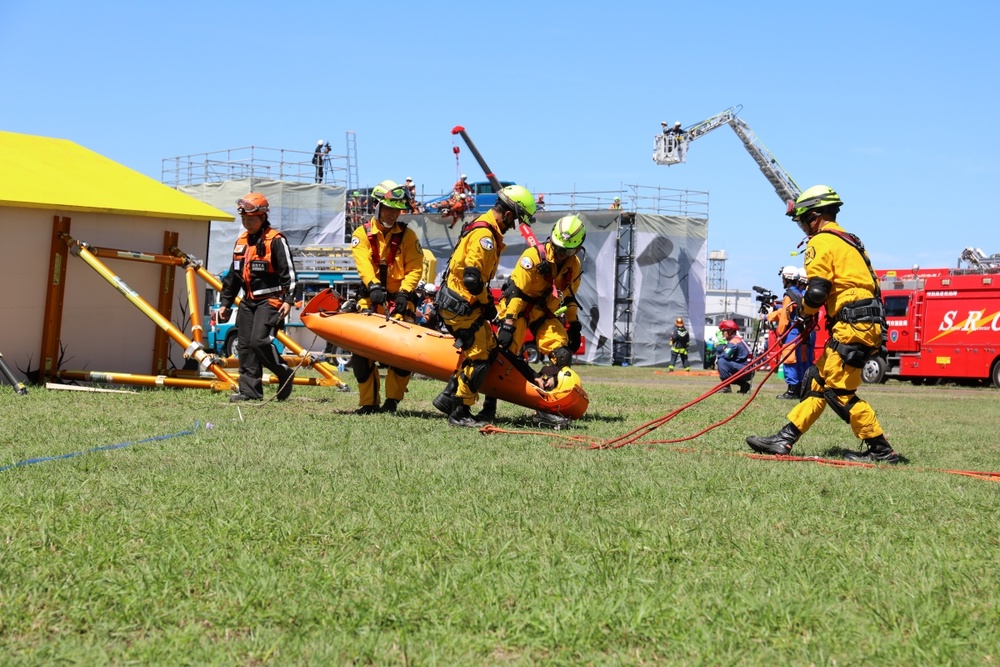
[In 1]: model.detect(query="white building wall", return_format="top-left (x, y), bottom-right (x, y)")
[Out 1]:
top-left (0, 207), bottom-right (209, 380)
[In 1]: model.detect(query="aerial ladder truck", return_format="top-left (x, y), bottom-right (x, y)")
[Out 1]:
top-left (653, 104), bottom-right (801, 203)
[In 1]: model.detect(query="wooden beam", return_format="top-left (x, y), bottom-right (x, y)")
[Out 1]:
top-left (151, 231), bottom-right (179, 375)
top-left (40, 216), bottom-right (71, 377)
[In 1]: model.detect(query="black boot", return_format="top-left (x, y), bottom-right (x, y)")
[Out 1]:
top-left (449, 401), bottom-right (487, 428)
top-left (737, 380), bottom-right (752, 394)
top-left (776, 383), bottom-right (800, 399)
top-left (844, 434), bottom-right (900, 464)
top-left (380, 398), bottom-right (399, 413)
top-left (433, 376), bottom-right (459, 415)
top-left (275, 365), bottom-right (294, 401)
top-left (355, 405), bottom-right (379, 415)
top-left (475, 395), bottom-right (497, 423)
top-left (746, 422), bottom-right (801, 456)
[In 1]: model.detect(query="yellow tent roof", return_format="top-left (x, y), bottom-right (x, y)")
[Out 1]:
top-left (0, 130), bottom-right (234, 222)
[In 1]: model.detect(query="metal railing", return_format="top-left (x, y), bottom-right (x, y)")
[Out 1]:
top-left (534, 185), bottom-right (708, 217)
top-left (161, 145), bottom-right (349, 187)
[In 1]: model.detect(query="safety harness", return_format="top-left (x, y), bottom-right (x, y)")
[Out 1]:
top-left (797, 228), bottom-right (888, 422)
top-left (502, 248), bottom-right (580, 325)
top-left (814, 228), bottom-right (888, 369)
top-left (362, 220), bottom-right (406, 292)
top-left (435, 219), bottom-right (503, 350)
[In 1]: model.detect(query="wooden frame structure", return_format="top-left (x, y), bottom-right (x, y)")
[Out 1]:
top-left (40, 216), bottom-right (346, 391)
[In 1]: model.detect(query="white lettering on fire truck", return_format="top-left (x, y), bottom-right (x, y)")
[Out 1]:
top-left (938, 310), bottom-right (1000, 332)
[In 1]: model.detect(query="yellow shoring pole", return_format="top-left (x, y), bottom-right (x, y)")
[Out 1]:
top-left (172, 247), bottom-right (347, 388)
top-left (61, 234), bottom-right (237, 390)
top-left (88, 243), bottom-right (208, 353)
top-left (184, 265), bottom-right (203, 344)
top-left (51, 369), bottom-right (228, 390)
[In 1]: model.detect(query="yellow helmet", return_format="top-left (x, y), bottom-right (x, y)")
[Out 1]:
top-left (553, 367), bottom-right (583, 397)
top-left (371, 180), bottom-right (409, 210)
top-left (786, 185), bottom-right (842, 221)
top-left (496, 185), bottom-right (536, 225)
top-left (551, 215), bottom-right (587, 250)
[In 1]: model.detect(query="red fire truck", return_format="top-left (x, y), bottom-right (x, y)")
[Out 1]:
top-left (864, 248), bottom-right (1000, 388)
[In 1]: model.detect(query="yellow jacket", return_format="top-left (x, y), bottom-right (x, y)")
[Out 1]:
top-left (501, 242), bottom-right (582, 323)
top-left (444, 210), bottom-right (506, 308)
top-left (351, 218), bottom-right (424, 293)
top-left (802, 222), bottom-right (880, 346)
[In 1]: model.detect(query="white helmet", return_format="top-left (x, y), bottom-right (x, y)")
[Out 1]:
top-left (405, 176), bottom-right (413, 182)
top-left (780, 265), bottom-right (798, 281)
top-left (461, 174), bottom-right (467, 180)
top-left (797, 267), bottom-right (808, 282)
top-left (317, 139), bottom-right (325, 145)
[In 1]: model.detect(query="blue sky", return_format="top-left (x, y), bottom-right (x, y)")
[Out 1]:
top-left (3, 0), bottom-right (999, 292)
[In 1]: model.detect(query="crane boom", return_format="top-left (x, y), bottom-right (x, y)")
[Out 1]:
top-left (653, 105), bottom-right (801, 203)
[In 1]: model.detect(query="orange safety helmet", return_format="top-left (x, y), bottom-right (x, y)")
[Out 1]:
top-left (236, 192), bottom-right (269, 217)
top-left (718, 319), bottom-right (738, 332)
top-left (675, 317), bottom-right (684, 326)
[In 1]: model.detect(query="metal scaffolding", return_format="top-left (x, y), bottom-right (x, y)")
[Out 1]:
top-left (161, 135), bottom-right (356, 188)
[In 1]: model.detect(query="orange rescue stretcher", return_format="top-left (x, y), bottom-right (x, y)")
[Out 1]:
top-left (300, 288), bottom-right (589, 420)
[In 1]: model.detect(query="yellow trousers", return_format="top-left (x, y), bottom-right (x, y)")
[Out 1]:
top-left (787, 344), bottom-right (883, 440)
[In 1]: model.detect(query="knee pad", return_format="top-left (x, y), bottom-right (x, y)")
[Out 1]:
top-left (800, 364), bottom-right (824, 401)
top-left (550, 346), bottom-right (573, 368)
top-left (464, 359), bottom-right (491, 393)
top-left (351, 355), bottom-right (375, 383)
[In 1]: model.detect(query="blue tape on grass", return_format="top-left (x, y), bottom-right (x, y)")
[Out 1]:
top-left (0, 421), bottom-right (200, 473)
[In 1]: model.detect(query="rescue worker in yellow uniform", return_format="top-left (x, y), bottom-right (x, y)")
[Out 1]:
top-left (218, 192), bottom-right (297, 402)
top-left (350, 180), bottom-right (424, 414)
top-left (475, 215), bottom-right (587, 423)
top-left (432, 185), bottom-right (536, 427)
top-left (746, 185), bottom-right (901, 463)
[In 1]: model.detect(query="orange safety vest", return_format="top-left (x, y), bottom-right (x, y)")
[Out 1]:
top-left (233, 226), bottom-right (290, 305)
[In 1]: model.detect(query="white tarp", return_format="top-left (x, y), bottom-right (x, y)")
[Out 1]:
top-left (401, 210), bottom-right (707, 367)
top-left (178, 179), bottom-right (346, 274)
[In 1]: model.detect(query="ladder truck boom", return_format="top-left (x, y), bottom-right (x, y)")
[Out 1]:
top-left (653, 105), bottom-right (801, 203)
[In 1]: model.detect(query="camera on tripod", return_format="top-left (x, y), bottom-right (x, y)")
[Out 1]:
top-left (752, 285), bottom-right (777, 313)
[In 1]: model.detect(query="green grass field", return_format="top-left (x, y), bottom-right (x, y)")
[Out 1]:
top-left (2, 368), bottom-right (998, 665)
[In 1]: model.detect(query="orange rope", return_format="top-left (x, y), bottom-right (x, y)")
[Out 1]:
top-left (477, 319), bottom-right (1000, 483)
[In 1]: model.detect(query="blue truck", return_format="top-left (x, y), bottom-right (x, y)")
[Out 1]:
top-left (205, 245), bottom-right (360, 360)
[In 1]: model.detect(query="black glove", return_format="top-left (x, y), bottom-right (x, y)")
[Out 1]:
top-left (369, 284), bottom-right (387, 306)
top-left (393, 291), bottom-right (411, 314)
top-left (483, 302), bottom-right (498, 322)
top-left (566, 320), bottom-right (582, 351)
top-left (496, 320), bottom-right (516, 351)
